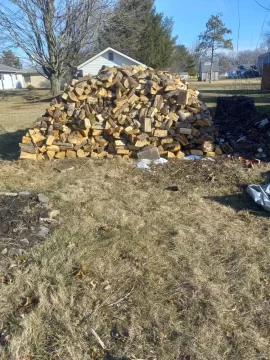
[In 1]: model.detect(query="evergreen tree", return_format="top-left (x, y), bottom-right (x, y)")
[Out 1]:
top-left (169, 45), bottom-right (196, 75)
top-left (137, 9), bottom-right (177, 69)
top-left (97, 1), bottom-right (176, 69)
top-left (97, 0), bottom-right (154, 59)
top-left (0, 50), bottom-right (22, 68)
top-left (199, 13), bottom-right (233, 82)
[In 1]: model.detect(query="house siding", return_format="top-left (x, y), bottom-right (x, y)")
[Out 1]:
top-left (80, 51), bottom-right (139, 76)
top-left (257, 53), bottom-right (270, 76)
top-left (23, 74), bottom-right (50, 88)
top-left (0, 73), bottom-right (24, 90)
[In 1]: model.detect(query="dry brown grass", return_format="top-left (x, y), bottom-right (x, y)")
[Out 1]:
top-left (0, 89), bottom-right (52, 160)
top-left (0, 158), bottom-right (270, 359)
top-left (0, 89), bottom-right (50, 132)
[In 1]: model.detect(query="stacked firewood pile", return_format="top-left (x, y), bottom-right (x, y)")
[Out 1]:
top-left (20, 65), bottom-right (221, 160)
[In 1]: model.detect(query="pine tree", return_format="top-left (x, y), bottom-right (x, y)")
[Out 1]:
top-left (137, 9), bottom-right (177, 69)
top-left (169, 45), bottom-right (196, 75)
top-left (97, 0), bottom-right (154, 59)
top-left (199, 13), bottom-right (233, 82)
top-left (97, 1), bottom-right (176, 69)
top-left (0, 50), bottom-right (22, 68)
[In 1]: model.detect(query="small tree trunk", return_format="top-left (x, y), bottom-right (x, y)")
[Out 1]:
top-left (50, 74), bottom-right (60, 95)
top-left (209, 43), bottom-right (214, 83)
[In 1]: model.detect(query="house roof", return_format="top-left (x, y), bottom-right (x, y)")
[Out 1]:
top-left (22, 67), bottom-right (45, 76)
top-left (0, 64), bottom-right (23, 73)
top-left (200, 62), bottom-right (219, 73)
top-left (77, 47), bottom-right (144, 69)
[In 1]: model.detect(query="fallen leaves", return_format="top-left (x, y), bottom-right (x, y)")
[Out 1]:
top-left (73, 265), bottom-right (87, 278)
top-left (98, 225), bottom-right (112, 232)
top-left (21, 295), bottom-right (39, 310)
top-left (90, 347), bottom-right (105, 359)
top-left (0, 275), bottom-right (6, 284)
top-left (237, 157), bottom-right (261, 169)
top-left (246, 159), bottom-right (261, 169)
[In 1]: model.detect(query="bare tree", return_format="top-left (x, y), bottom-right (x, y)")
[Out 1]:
top-left (189, 40), bottom-right (208, 72)
top-left (0, 0), bottom-right (114, 94)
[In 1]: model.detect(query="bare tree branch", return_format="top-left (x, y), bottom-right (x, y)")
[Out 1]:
top-left (0, 0), bottom-right (114, 94)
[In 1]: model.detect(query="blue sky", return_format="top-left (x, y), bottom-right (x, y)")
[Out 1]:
top-left (155, 0), bottom-right (270, 51)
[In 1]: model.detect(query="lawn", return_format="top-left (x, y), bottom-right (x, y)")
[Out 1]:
top-left (0, 89), bottom-right (52, 160)
top-left (0, 83), bottom-right (270, 359)
top-left (191, 78), bottom-right (270, 114)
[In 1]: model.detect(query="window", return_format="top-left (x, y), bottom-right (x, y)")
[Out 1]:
top-left (15, 74), bottom-right (18, 80)
top-left (108, 52), bottom-right (114, 61)
top-left (24, 75), bottom-right (31, 83)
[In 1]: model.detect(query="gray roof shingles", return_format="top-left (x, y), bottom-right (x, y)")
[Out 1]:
top-left (0, 64), bottom-right (23, 73)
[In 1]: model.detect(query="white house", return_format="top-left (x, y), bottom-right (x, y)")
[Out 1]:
top-left (0, 64), bottom-right (24, 90)
top-left (77, 47), bottom-right (144, 76)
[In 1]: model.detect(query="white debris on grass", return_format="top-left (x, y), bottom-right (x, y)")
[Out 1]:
top-left (183, 155), bottom-right (215, 161)
top-left (136, 158), bottom-right (168, 169)
top-left (247, 183), bottom-right (270, 212)
top-left (255, 118), bottom-right (269, 128)
top-left (237, 136), bottom-right (247, 143)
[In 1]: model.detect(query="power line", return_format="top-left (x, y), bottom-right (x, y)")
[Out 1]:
top-left (255, 1), bottom-right (270, 49)
top-left (255, 0), bottom-right (270, 10)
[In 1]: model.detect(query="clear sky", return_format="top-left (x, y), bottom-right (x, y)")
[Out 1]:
top-left (155, 0), bottom-right (270, 51)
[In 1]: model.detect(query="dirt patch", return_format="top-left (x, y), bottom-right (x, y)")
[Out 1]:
top-left (214, 96), bottom-right (270, 160)
top-left (0, 194), bottom-right (53, 260)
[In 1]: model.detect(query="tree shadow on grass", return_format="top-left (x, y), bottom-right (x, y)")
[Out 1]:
top-left (205, 187), bottom-right (270, 218)
top-left (0, 127), bottom-right (28, 160)
top-left (38, 96), bottom-right (55, 103)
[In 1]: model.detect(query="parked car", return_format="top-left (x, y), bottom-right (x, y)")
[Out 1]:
top-left (241, 69), bottom-right (260, 78)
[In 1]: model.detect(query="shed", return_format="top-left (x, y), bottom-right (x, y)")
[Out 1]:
top-left (257, 52), bottom-right (270, 76)
top-left (199, 61), bottom-right (219, 81)
top-left (77, 47), bottom-right (144, 76)
top-left (180, 72), bottom-right (189, 81)
top-left (22, 67), bottom-right (50, 88)
top-left (0, 64), bottom-right (24, 90)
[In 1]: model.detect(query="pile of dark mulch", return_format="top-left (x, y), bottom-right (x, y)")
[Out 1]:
top-left (214, 96), bottom-right (270, 160)
top-left (0, 194), bottom-right (53, 258)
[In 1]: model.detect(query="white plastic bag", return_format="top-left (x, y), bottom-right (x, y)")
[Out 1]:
top-left (247, 183), bottom-right (270, 212)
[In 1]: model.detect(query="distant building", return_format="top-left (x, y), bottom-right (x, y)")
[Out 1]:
top-left (22, 67), bottom-right (50, 88)
top-left (258, 52), bottom-right (270, 89)
top-left (257, 52), bottom-right (270, 76)
top-left (77, 47), bottom-right (145, 76)
top-left (0, 64), bottom-right (24, 90)
top-left (198, 61), bottom-right (219, 81)
top-left (180, 72), bottom-right (189, 81)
